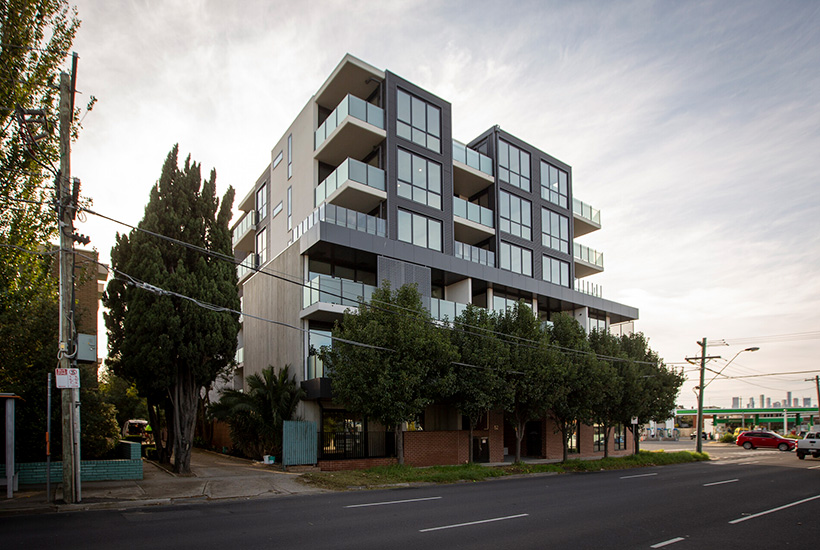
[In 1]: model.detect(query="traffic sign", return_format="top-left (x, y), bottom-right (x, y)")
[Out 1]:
top-left (55, 368), bottom-right (80, 389)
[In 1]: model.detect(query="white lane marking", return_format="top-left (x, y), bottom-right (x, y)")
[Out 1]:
top-left (345, 496), bottom-right (442, 508)
top-left (703, 479), bottom-right (739, 487)
top-left (807, 465), bottom-right (820, 470)
top-left (420, 514), bottom-right (529, 532)
top-left (620, 473), bottom-right (658, 479)
top-left (729, 494), bottom-right (820, 524)
top-left (651, 537), bottom-right (685, 548)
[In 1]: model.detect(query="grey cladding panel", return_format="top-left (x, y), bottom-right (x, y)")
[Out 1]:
top-left (377, 256), bottom-right (431, 311)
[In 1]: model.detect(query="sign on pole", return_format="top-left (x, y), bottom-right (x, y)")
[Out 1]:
top-left (55, 368), bottom-right (80, 389)
top-left (631, 416), bottom-right (639, 425)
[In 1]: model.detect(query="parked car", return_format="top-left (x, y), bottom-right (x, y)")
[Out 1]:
top-left (121, 419), bottom-right (153, 444)
top-left (796, 432), bottom-right (820, 460)
top-left (736, 430), bottom-right (796, 451)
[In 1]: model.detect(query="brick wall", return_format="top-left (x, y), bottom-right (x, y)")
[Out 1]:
top-left (404, 430), bottom-right (466, 467)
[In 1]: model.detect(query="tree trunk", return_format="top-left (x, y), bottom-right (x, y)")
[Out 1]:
top-left (514, 418), bottom-right (524, 463)
top-left (395, 424), bottom-right (404, 465)
top-left (468, 421), bottom-right (474, 464)
top-left (603, 424), bottom-right (612, 459)
top-left (171, 368), bottom-right (199, 474)
top-left (561, 424), bottom-right (568, 462)
top-left (147, 397), bottom-right (171, 464)
top-left (631, 425), bottom-right (640, 455)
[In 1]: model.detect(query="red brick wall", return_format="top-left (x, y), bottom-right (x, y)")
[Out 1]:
top-left (318, 457), bottom-right (397, 471)
top-left (488, 411), bottom-right (504, 463)
top-left (578, 422), bottom-right (594, 455)
top-left (544, 418), bottom-right (564, 459)
top-left (404, 430), bottom-right (467, 467)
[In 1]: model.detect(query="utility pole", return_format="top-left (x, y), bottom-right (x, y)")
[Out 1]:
top-left (58, 70), bottom-right (80, 504)
top-left (696, 338), bottom-right (707, 454)
top-left (806, 376), bottom-right (820, 428)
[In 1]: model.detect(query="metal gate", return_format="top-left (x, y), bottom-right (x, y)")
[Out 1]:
top-left (283, 420), bottom-right (317, 467)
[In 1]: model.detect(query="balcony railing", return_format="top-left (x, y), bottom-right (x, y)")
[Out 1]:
top-left (232, 210), bottom-right (256, 248)
top-left (573, 198), bottom-right (601, 226)
top-left (453, 196), bottom-right (494, 228)
top-left (315, 158), bottom-right (386, 206)
top-left (574, 278), bottom-right (602, 298)
top-left (430, 297), bottom-right (469, 322)
top-left (315, 94), bottom-right (385, 150)
top-left (574, 242), bottom-right (604, 269)
top-left (319, 431), bottom-right (396, 460)
top-left (303, 274), bottom-right (377, 310)
top-left (236, 253), bottom-right (258, 282)
top-left (454, 241), bottom-right (495, 267)
top-left (235, 347), bottom-right (244, 364)
top-left (293, 202), bottom-right (387, 243)
top-left (453, 140), bottom-right (493, 176)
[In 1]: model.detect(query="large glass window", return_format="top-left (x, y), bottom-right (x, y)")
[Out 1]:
top-left (273, 150), bottom-right (283, 169)
top-left (499, 242), bottom-right (532, 276)
top-left (499, 190), bottom-right (531, 240)
top-left (542, 256), bottom-right (570, 287)
top-left (492, 290), bottom-right (533, 313)
top-left (397, 149), bottom-right (442, 209)
top-left (397, 209), bottom-right (442, 251)
top-left (397, 89), bottom-right (441, 153)
top-left (594, 424), bottom-right (605, 452)
top-left (307, 326), bottom-right (332, 379)
top-left (256, 183), bottom-right (267, 221)
top-left (615, 424), bottom-right (627, 451)
top-left (256, 227), bottom-right (267, 265)
top-left (541, 208), bottom-right (569, 253)
top-left (541, 161), bottom-right (568, 209)
top-left (498, 139), bottom-right (530, 192)
top-left (567, 420), bottom-right (579, 454)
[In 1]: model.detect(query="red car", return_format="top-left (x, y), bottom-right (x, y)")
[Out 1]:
top-left (736, 431), bottom-right (796, 451)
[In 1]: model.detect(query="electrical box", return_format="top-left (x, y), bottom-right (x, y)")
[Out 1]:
top-left (77, 334), bottom-right (97, 363)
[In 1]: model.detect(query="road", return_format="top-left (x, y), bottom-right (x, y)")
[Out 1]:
top-left (2, 445), bottom-right (818, 549)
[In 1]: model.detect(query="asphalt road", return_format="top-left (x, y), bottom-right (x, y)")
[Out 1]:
top-left (3, 446), bottom-right (818, 549)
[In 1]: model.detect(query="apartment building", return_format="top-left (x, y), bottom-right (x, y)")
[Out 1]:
top-left (231, 54), bottom-right (639, 467)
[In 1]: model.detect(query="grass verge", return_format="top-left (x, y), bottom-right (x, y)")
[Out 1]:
top-left (300, 450), bottom-right (709, 491)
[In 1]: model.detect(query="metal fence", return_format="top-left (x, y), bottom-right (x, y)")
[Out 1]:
top-left (319, 431), bottom-right (395, 460)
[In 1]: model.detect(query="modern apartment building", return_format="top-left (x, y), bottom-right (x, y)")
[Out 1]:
top-left (231, 54), bottom-right (639, 467)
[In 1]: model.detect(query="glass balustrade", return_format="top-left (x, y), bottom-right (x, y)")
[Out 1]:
top-left (429, 298), bottom-right (469, 322)
top-left (303, 274), bottom-right (376, 309)
top-left (453, 196), bottom-right (494, 228)
top-left (454, 241), bottom-right (495, 267)
top-left (573, 198), bottom-right (601, 226)
top-left (452, 140), bottom-right (493, 176)
top-left (236, 253), bottom-right (257, 282)
top-left (315, 94), bottom-right (385, 150)
top-left (573, 242), bottom-right (604, 268)
top-left (231, 211), bottom-right (256, 247)
top-left (315, 158), bottom-right (386, 206)
top-left (293, 202), bottom-right (387, 243)
top-left (574, 278), bottom-right (602, 298)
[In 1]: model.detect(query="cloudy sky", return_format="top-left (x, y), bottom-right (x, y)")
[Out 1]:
top-left (65, 0), bottom-right (820, 409)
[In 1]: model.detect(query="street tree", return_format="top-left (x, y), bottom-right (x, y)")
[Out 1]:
top-left (548, 313), bottom-right (602, 462)
top-left (497, 301), bottom-right (559, 463)
top-left (103, 145), bottom-right (239, 473)
top-left (449, 305), bottom-right (510, 462)
top-left (587, 328), bottom-right (625, 458)
top-left (322, 282), bottom-right (457, 465)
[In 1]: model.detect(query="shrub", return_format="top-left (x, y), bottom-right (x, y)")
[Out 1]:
top-left (720, 433), bottom-right (736, 443)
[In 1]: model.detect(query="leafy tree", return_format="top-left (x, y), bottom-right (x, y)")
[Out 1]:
top-left (498, 301), bottom-right (559, 463)
top-left (322, 282), bottom-right (457, 465)
top-left (209, 365), bottom-right (305, 459)
top-left (449, 305), bottom-right (510, 462)
top-left (587, 329), bottom-right (625, 458)
top-left (78, 365), bottom-right (119, 459)
top-left (100, 369), bottom-right (148, 428)
top-left (547, 313), bottom-right (602, 462)
top-left (618, 332), bottom-right (683, 453)
top-left (0, 0), bottom-right (79, 462)
top-left (103, 145), bottom-right (239, 474)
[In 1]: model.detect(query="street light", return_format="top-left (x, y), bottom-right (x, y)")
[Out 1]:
top-left (693, 344), bottom-right (759, 454)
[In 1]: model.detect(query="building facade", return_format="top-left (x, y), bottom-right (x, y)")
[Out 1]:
top-left (231, 55), bottom-right (639, 467)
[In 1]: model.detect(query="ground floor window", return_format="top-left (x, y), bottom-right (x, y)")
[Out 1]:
top-left (567, 420), bottom-right (579, 453)
top-left (615, 423), bottom-right (627, 451)
top-left (594, 424), bottom-right (605, 452)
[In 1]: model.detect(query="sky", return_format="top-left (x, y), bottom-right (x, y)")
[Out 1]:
top-left (63, 0), bottom-right (820, 410)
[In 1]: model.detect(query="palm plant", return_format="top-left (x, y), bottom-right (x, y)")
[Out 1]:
top-left (209, 365), bottom-right (305, 459)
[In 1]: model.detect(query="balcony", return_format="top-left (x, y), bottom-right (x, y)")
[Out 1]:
top-left (573, 198), bottom-right (601, 237)
top-left (454, 241), bottom-right (495, 267)
top-left (574, 278), bottom-right (602, 298)
top-left (314, 94), bottom-right (385, 166)
top-left (315, 158), bottom-right (386, 211)
top-left (237, 253), bottom-right (258, 283)
top-left (573, 242), bottom-right (604, 277)
top-left (453, 196), bottom-right (495, 245)
top-left (301, 274), bottom-right (377, 322)
top-left (231, 210), bottom-right (256, 252)
top-left (453, 140), bottom-right (494, 198)
top-left (292, 202), bottom-right (387, 244)
top-left (235, 347), bottom-right (244, 365)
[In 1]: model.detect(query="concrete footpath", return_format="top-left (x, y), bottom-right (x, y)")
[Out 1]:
top-left (0, 448), bottom-right (326, 515)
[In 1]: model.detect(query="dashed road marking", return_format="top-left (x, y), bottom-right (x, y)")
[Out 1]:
top-left (420, 514), bottom-right (528, 532)
top-left (651, 537), bottom-right (685, 548)
top-left (729, 494), bottom-right (820, 524)
top-left (346, 496), bottom-right (442, 508)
